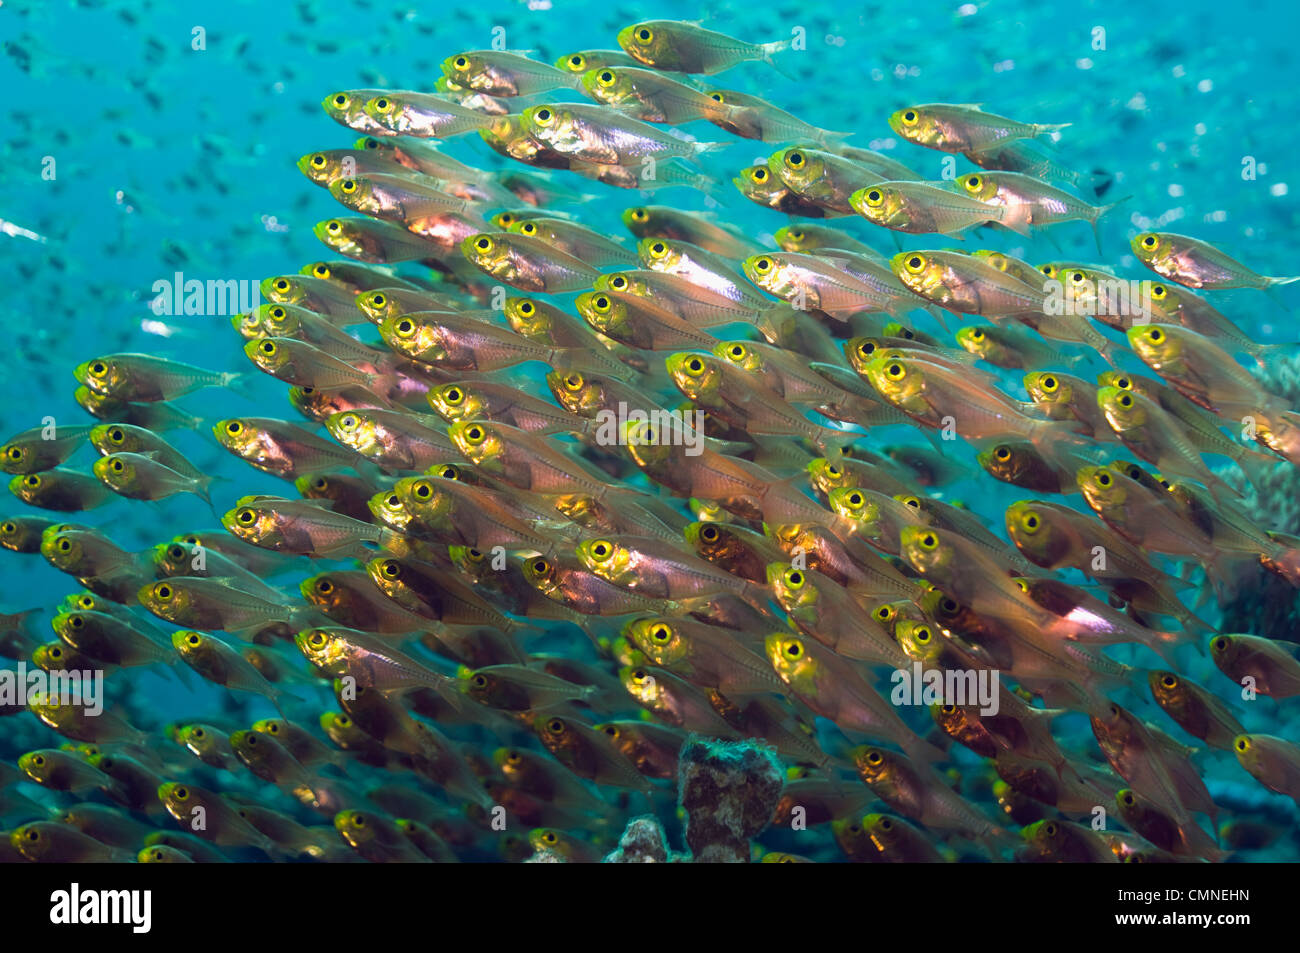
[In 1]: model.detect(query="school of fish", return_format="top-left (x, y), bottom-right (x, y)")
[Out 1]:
top-left (3, 17), bottom-right (1300, 863)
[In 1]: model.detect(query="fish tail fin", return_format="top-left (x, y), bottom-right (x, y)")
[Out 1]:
top-left (1144, 629), bottom-right (1186, 668)
top-left (690, 140), bottom-right (731, 159)
top-left (1263, 281), bottom-right (1296, 311)
top-left (1089, 194), bottom-right (1131, 254)
top-left (222, 371), bottom-right (260, 400)
top-left (760, 41), bottom-right (797, 80)
top-left (1033, 122), bottom-right (1072, 139)
top-left (1235, 446), bottom-right (1281, 495)
top-left (904, 733), bottom-right (948, 765)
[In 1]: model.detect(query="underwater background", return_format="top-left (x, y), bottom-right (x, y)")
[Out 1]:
top-left (1, 0), bottom-right (1298, 863)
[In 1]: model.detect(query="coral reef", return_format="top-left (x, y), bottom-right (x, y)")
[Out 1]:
top-left (678, 738), bottom-right (784, 863)
top-left (603, 815), bottom-right (672, 863)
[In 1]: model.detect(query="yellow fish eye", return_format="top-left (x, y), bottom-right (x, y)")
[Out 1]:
top-left (338, 414), bottom-right (360, 432)
top-left (995, 446), bottom-right (1011, 461)
top-left (684, 356), bottom-right (706, 376)
top-left (589, 539), bottom-right (614, 560)
top-left (383, 493), bottom-right (399, 507)
top-left (436, 465), bottom-right (460, 480)
top-left (270, 306), bottom-right (287, 319)
top-left (332, 94), bottom-right (348, 108)
top-left (369, 292), bottom-right (386, 308)
top-left (258, 340), bottom-right (277, 356)
top-left (442, 386), bottom-right (464, 405)
top-left (326, 220), bottom-right (342, 234)
top-left (918, 532), bottom-right (939, 550)
top-left (855, 340), bottom-right (875, 360)
top-left (463, 425), bottom-right (487, 445)
top-left (1235, 736), bottom-right (1251, 753)
top-left (496, 213), bottom-right (517, 227)
top-left (846, 491), bottom-right (864, 508)
top-left (885, 362), bottom-right (906, 380)
top-left (568, 54), bottom-right (585, 69)
top-left (532, 107), bottom-right (555, 126)
top-left (591, 294), bottom-right (613, 313)
top-left (1020, 510), bottom-right (1040, 531)
top-left (394, 318), bottom-right (417, 338)
top-left (273, 278), bottom-right (291, 291)
top-left (1117, 393), bottom-right (1134, 408)
top-left (597, 69), bottom-right (617, 87)
top-left (749, 166), bottom-right (768, 183)
top-left (520, 222), bottom-right (537, 236)
top-left (609, 275), bottom-right (628, 290)
top-left (1146, 328), bottom-right (1164, 342)
top-left (1140, 233), bottom-right (1159, 249)
top-left (1070, 271), bottom-right (1086, 284)
top-left (1160, 673), bottom-right (1178, 689)
top-left (563, 373), bottom-right (584, 391)
top-left (648, 241), bottom-right (668, 258)
top-left (865, 749), bottom-right (884, 765)
top-left (970, 328), bottom-right (984, 340)
top-left (1151, 284), bottom-right (1167, 299)
top-left (89, 361), bottom-right (108, 377)
top-left (1095, 471), bottom-right (1112, 487)
top-left (545, 717), bottom-right (566, 734)
top-left (630, 207), bottom-right (648, 221)
top-left (309, 154), bottom-right (327, 168)
top-left (900, 109), bottom-right (919, 126)
top-left (783, 568), bottom-right (804, 589)
top-left (309, 632), bottom-right (327, 648)
top-left (339, 179), bottom-right (358, 194)
top-left (728, 343), bottom-right (746, 359)
top-left (474, 236), bottom-right (493, 252)
top-left (699, 523), bottom-right (720, 542)
top-left (110, 459), bottom-right (125, 473)
top-left (517, 299), bottom-right (535, 315)
top-left (903, 254), bottom-right (925, 273)
top-left (372, 97), bottom-right (393, 113)
top-left (751, 256), bottom-right (773, 275)
top-left (785, 150), bottom-right (806, 170)
top-left (710, 92), bottom-right (724, 103)
top-left (914, 626), bottom-right (931, 643)
top-left (380, 560), bottom-right (402, 578)
top-left (1212, 636), bottom-right (1229, 653)
top-left (5, 446), bottom-right (22, 461)
top-left (532, 558), bottom-right (550, 574)
top-left (361, 137), bottom-right (380, 149)
top-left (862, 188), bottom-right (884, 207)
top-left (235, 508), bottom-right (256, 525)
top-left (23, 475), bottom-right (40, 487)
top-left (1040, 375), bottom-right (1058, 392)
top-left (315, 578), bottom-right (335, 594)
top-left (783, 639), bottom-right (804, 659)
top-left (874, 605), bottom-right (893, 621)
top-left (412, 481), bottom-right (434, 500)
top-left (650, 623), bottom-right (672, 643)
top-left (963, 175), bottom-right (981, 190)
top-left (453, 55), bottom-right (469, 69)
top-left (634, 26), bottom-right (654, 44)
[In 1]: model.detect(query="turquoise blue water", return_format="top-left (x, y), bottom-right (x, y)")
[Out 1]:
top-left (1, 0), bottom-right (1298, 862)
